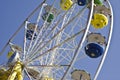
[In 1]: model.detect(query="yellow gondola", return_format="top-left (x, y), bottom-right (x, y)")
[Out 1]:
top-left (7, 51), bottom-right (14, 58)
top-left (60, 0), bottom-right (73, 11)
top-left (91, 13), bottom-right (108, 29)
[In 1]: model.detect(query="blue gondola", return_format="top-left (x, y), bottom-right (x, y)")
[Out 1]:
top-left (85, 43), bottom-right (104, 58)
top-left (77, 0), bottom-right (86, 6)
top-left (26, 29), bottom-right (37, 40)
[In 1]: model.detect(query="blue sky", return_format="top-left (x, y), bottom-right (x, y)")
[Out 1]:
top-left (0, 0), bottom-right (120, 80)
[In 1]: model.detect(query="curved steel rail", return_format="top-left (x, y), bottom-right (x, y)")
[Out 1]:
top-left (93, 0), bottom-right (114, 80)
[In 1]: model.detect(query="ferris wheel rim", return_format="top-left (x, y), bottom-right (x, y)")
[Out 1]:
top-left (0, 0), bottom-right (114, 80)
top-left (93, 0), bottom-right (114, 80)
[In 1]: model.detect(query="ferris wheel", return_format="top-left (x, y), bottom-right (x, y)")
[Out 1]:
top-left (0, 0), bottom-right (113, 80)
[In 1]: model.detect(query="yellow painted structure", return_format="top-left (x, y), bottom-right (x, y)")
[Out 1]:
top-left (0, 61), bottom-right (23, 80)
